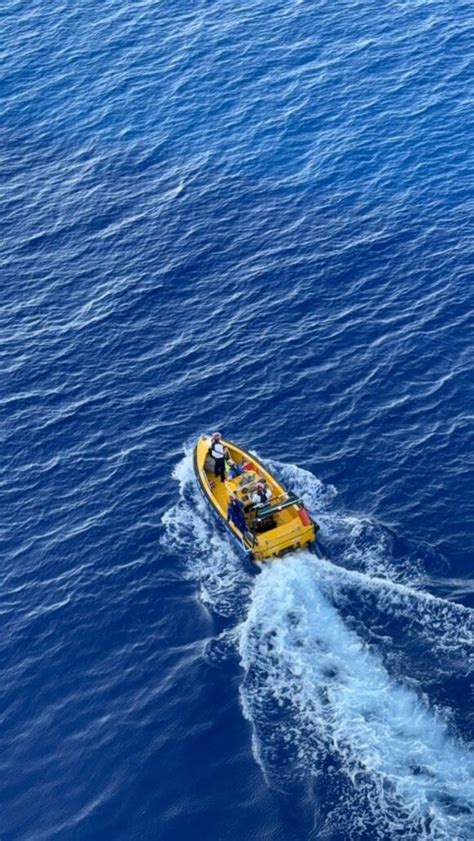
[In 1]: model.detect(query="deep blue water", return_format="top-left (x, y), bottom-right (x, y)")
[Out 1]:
top-left (1, 0), bottom-right (474, 839)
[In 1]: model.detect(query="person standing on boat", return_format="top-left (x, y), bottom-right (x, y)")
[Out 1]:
top-left (227, 491), bottom-right (246, 534)
top-left (209, 432), bottom-right (226, 483)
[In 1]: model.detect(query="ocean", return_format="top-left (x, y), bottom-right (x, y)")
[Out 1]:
top-left (1, 0), bottom-right (473, 839)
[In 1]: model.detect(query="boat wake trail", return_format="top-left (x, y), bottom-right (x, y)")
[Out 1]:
top-left (240, 556), bottom-right (473, 841)
top-left (163, 452), bottom-right (474, 840)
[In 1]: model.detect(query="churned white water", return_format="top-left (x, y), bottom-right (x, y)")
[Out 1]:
top-left (163, 452), bottom-right (474, 840)
top-left (239, 554), bottom-right (473, 840)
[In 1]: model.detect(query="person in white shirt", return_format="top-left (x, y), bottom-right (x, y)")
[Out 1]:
top-left (209, 432), bottom-right (226, 482)
top-left (251, 481), bottom-right (272, 507)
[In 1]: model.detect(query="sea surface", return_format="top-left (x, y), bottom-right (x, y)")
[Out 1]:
top-left (1, 0), bottom-right (473, 839)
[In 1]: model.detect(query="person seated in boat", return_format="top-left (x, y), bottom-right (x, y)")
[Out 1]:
top-left (225, 458), bottom-right (245, 479)
top-left (208, 432), bottom-right (227, 483)
top-left (227, 491), bottom-right (246, 534)
top-left (251, 481), bottom-right (272, 507)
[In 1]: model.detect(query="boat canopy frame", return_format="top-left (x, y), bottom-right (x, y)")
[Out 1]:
top-left (253, 494), bottom-right (302, 522)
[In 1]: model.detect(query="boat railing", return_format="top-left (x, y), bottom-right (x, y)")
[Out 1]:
top-left (253, 494), bottom-right (301, 520)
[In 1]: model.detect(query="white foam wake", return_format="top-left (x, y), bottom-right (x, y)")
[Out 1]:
top-left (239, 555), bottom-right (473, 840)
top-left (163, 450), bottom-right (474, 840)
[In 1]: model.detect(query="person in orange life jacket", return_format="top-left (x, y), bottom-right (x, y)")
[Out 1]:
top-left (209, 432), bottom-right (227, 482)
top-left (251, 481), bottom-right (272, 507)
top-left (227, 492), bottom-right (246, 534)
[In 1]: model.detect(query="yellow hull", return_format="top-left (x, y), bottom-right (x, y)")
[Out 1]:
top-left (194, 436), bottom-right (317, 562)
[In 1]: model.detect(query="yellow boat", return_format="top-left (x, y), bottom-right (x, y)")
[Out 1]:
top-left (194, 435), bottom-right (319, 562)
